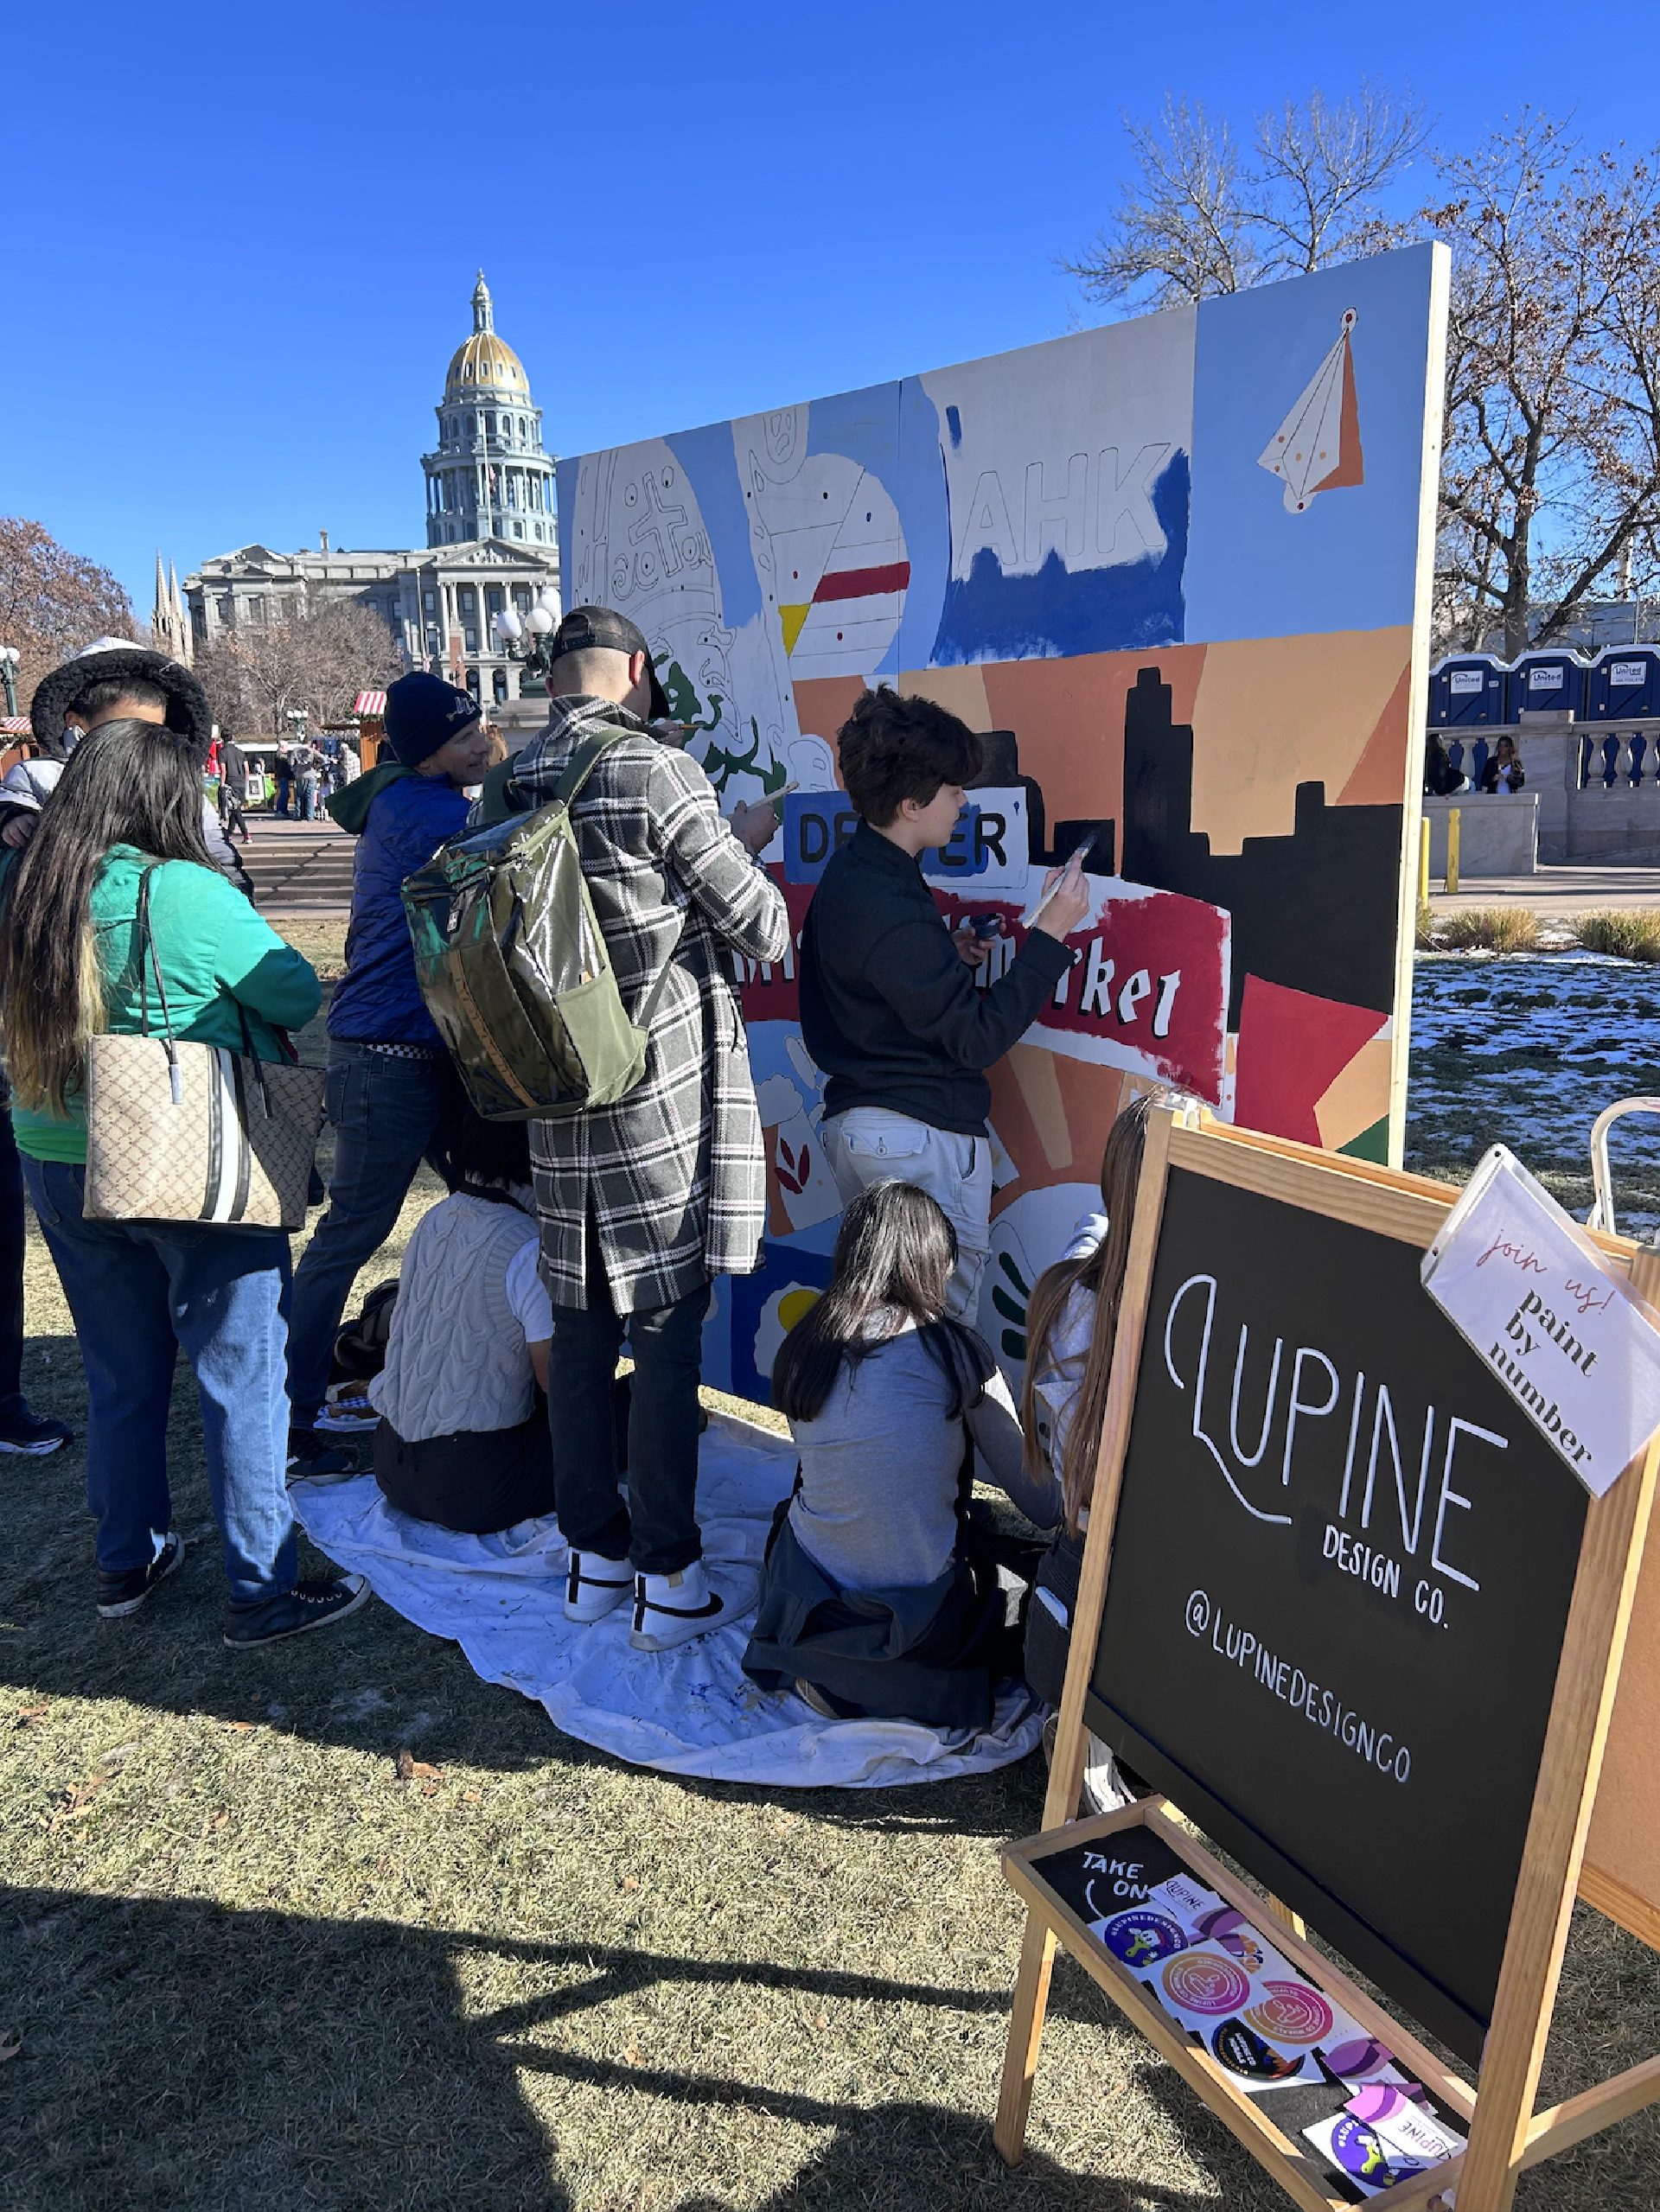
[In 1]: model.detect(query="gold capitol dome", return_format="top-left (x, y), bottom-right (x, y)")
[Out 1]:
top-left (445, 271), bottom-right (530, 397)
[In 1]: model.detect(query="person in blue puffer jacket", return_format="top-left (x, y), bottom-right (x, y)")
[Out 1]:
top-left (284, 673), bottom-right (490, 1474)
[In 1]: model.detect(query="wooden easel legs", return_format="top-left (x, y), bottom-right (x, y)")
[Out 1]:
top-left (993, 1915), bottom-right (1056, 2164)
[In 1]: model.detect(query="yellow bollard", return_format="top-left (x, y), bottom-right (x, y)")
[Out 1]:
top-left (1419, 819), bottom-right (1430, 907)
top-left (1446, 806), bottom-right (1460, 896)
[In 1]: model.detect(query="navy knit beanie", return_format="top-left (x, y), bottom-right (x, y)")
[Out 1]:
top-left (383, 671), bottom-right (481, 767)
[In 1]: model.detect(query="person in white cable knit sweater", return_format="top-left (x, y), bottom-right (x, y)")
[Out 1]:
top-left (370, 1113), bottom-right (555, 1534)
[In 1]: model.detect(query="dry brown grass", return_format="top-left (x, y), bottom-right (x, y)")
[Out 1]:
top-left (1574, 910), bottom-right (1660, 962)
top-left (1436, 907), bottom-right (1541, 953)
top-left (271, 915), bottom-right (350, 982)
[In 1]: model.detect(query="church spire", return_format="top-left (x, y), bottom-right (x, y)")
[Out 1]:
top-left (169, 563), bottom-right (192, 666)
top-left (471, 270), bottom-right (494, 335)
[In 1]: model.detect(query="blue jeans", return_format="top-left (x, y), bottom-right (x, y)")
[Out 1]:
top-left (0, 1107), bottom-right (28, 1419)
top-left (22, 1157), bottom-right (297, 1606)
top-left (285, 1042), bottom-right (460, 1425)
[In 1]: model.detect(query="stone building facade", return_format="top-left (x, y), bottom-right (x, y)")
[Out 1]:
top-left (184, 274), bottom-right (559, 711)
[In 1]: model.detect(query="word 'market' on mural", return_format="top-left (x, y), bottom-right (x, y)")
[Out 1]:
top-left (558, 245), bottom-right (1450, 1403)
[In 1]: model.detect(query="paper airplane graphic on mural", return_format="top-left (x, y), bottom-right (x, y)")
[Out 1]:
top-left (1259, 309), bottom-right (1363, 513)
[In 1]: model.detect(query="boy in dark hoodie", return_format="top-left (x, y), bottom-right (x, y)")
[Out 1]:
top-left (284, 673), bottom-right (488, 1473)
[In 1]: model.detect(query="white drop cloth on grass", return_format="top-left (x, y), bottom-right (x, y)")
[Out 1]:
top-left (290, 1414), bottom-right (1044, 1788)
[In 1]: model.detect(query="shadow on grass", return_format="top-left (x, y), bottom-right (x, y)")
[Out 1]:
top-left (0, 1888), bottom-right (1249, 2212)
top-left (0, 1338), bottom-right (580, 1775)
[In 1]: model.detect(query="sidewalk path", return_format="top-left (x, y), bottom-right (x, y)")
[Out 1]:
top-left (1429, 864), bottom-right (1660, 915)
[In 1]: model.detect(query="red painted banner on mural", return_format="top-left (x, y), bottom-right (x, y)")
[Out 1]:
top-left (939, 878), bottom-right (1232, 1106)
top-left (733, 877), bottom-right (814, 1027)
top-left (814, 562), bottom-right (911, 602)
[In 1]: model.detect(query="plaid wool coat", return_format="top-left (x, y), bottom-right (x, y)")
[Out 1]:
top-left (498, 698), bottom-right (789, 1315)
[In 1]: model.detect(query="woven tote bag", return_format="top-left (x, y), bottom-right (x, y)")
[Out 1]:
top-left (82, 867), bottom-right (326, 1231)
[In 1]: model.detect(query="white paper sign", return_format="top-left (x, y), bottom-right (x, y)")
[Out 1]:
top-left (1610, 660), bottom-right (1647, 688)
top-left (1421, 1147), bottom-right (1660, 1498)
top-left (1448, 670), bottom-right (1484, 695)
top-left (1527, 665), bottom-right (1563, 690)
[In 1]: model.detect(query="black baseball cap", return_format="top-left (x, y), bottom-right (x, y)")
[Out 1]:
top-left (547, 605), bottom-right (671, 719)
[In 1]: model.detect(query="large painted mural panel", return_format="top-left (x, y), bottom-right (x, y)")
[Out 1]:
top-left (558, 245), bottom-right (1448, 1402)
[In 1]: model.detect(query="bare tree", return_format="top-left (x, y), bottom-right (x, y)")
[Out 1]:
top-left (191, 633), bottom-right (252, 737)
top-left (207, 596), bottom-right (405, 736)
top-left (0, 517), bottom-right (139, 709)
top-left (1066, 80), bottom-right (1430, 312)
top-left (1427, 114), bottom-right (1660, 658)
top-left (1065, 98), bottom-right (1255, 309)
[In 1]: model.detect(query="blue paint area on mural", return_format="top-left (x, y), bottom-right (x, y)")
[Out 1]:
top-left (555, 456), bottom-right (577, 578)
top-left (892, 375), bottom-right (952, 674)
top-left (782, 792), bottom-right (862, 884)
top-left (1183, 245), bottom-right (1439, 642)
top-left (922, 801), bottom-right (997, 880)
top-left (664, 420), bottom-right (764, 630)
top-left (946, 405), bottom-right (963, 449)
top-left (929, 449), bottom-right (1189, 663)
top-left (729, 1241), bottom-right (836, 1404)
top-left (804, 382), bottom-right (900, 481)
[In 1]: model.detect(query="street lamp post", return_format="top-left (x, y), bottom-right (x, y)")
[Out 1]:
top-left (0, 646), bottom-right (19, 719)
top-left (490, 589), bottom-right (562, 694)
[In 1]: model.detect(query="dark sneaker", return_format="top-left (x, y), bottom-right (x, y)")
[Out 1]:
top-left (0, 1406), bottom-right (74, 1456)
top-left (285, 1428), bottom-right (357, 1482)
top-left (793, 1676), bottom-right (846, 1721)
top-left (223, 1575), bottom-right (370, 1648)
top-left (97, 1531), bottom-right (187, 1619)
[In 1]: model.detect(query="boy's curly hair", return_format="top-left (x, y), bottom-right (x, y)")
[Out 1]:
top-left (835, 685), bottom-right (984, 826)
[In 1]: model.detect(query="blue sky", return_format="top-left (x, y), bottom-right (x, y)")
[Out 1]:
top-left (4, 0), bottom-right (1657, 621)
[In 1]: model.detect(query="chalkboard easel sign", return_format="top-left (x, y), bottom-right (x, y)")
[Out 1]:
top-left (994, 1107), bottom-right (1660, 2212)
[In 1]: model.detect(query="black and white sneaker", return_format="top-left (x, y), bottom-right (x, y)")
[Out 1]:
top-left (97, 1531), bottom-right (187, 1619)
top-left (0, 1406), bottom-right (73, 1456)
top-left (223, 1575), bottom-right (370, 1648)
top-left (564, 1548), bottom-right (634, 1625)
top-left (630, 1561), bottom-right (757, 1653)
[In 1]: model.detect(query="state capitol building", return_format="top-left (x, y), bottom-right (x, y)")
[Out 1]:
top-left (184, 274), bottom-right (560, 708)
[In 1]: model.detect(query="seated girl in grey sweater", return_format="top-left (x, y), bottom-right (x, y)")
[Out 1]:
top-left (741, 1182), bottom-right (1061, 1728)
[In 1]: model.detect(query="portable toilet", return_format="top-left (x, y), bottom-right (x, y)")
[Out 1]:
top-left (1427, 653), bottom-right (1508, 727)
top-left (1587, 645), bottom-right (1660, 721)
top-left (1506, 648), bottom-right (1587, 722)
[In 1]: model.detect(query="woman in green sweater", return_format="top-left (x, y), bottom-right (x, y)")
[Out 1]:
top-left (0, 719), bottom-right (369, 1645)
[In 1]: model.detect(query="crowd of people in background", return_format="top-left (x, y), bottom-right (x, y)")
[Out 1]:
top-left (1, 613), bottom-right (1134, 1746)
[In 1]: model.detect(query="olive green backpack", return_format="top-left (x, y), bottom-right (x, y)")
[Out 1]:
top-left (401, 727), bottom-right (680, 1122)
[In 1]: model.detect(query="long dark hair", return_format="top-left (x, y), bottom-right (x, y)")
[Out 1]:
top-left (1, 719), bottom-right (212, 1115)
top-left (1019, 1094), bottom-right (1153, 1531)
top-left (770, 1180), bottom-right (994, 1424)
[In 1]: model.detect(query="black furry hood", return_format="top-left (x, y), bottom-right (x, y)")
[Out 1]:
top-left (29, 645), bottom-right (212, 758)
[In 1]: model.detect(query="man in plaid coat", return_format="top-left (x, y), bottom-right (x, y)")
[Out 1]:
top-left (496, 608), bottom-right (788, 1653)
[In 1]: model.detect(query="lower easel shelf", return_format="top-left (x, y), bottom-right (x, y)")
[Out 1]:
top-left (1002, 1799), bottom-right (1472, 2210)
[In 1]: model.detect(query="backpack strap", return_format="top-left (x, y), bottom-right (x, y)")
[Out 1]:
top-left (553, 722), bottom-right (689, 1031)
top-left (475, 755), bottom-right (520, 827)
top-left (552, 723), bottom-right (634, 808)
